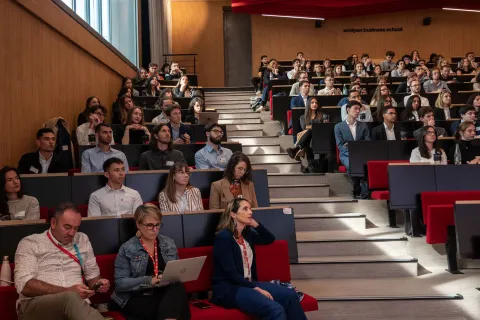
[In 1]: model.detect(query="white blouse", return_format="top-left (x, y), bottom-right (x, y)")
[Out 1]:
top-left (235, 236), bottom-right (253, 279)
top-left (410, 147), bottom-right (447, 164)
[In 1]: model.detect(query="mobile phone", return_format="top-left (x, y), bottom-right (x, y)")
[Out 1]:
top-left (192, 301), bottom-right (212, 309)
top-left (91, 282), bottom-right (102, 292)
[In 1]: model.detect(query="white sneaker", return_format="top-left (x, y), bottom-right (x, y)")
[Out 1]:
top-left (255, 106), bottom-right (264, 113)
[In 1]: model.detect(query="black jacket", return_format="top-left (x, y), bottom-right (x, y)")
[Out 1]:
top-left (447, 140), bottom-right (480, 164)
top-left (395, 82), bottom-right (425, 94)
top-left (166, 123), bottom-right (194, 143)
top-left (371, 123), bottom-right (402, 141)
top-left (433, 107), bottom-right (459, 121)
top-left (18, 150), bottom-right (70, 174)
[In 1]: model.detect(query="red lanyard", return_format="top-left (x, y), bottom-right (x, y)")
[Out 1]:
top-left (236, 236), bottom-right (251, 280)
top-left (47, 231), bottom-right (84, 277)
top-left (139, 238), bottom-right (159, 277)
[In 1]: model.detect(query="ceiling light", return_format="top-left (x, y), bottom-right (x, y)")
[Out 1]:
top-left (262, 14), bottom-right (325, 20)
top-left (442, 7), bottom-right (480, 13)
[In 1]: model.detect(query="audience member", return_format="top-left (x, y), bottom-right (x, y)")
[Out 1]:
top-left (403, 80), bottom-right (430, 106)
top-left (401, 95), bottom-right (421, 121)
top-left (111, 204), bottom-right (190, 319)
top-left (148, 62), bottom-right (159, 77)
top-left (371, 106), bottom-right (401, 141)
top-left (152, 97), bottom-right (173, 124)
top-left (158, 163), bottom-right (203, 214)
top-left (410, 126), bottom-right (447, 164)
top-left (337, 84), bottom-right (366, 106)
top-left (14, 203), bottom-right (110, 319)
top-left (390, 60), bottom-right (410, 77)
top-left (77, 96), bottom-right (100, 126)
top-left (88, 158), bottom-right (142, 217)
top-left (142, 77), bottom-right (161, 97)
top-left (290, 80), bottom-right (312, 109)
top-left (252, 55), bottom-right (269, 93)
top-left (139, 124), bottom-right (185, 170)
top-left (413, 107), bottom-right (447, 139)
top-left (411, 50), bottom-right (421, 65)
top-left (466, 93), bottom-right (480, 112)
top-left (341, 90), bottom-right (373, 122)
top-left (456, 58), bottom-right (475, 75)
top-left (160, 87), bottom-right (173, 98)
top-left (333, 65), bottom-right (343, 77)
top-left (133, 67), bottom-right (148, 86)
top-left (0, 167), bottom-right (39, 220)
top-left (289, 72), bottom-right (315, 96)
top-left (473, 73), bottom-right (480, 91)
top-left (440, 65), bottom-right (454, 82)
top-left (313, 63), bottom-right (324, 77)
top-left (323, 58), bottom-right (332, 70)
top-left (211, 198), bottom-right (307, 319)
top-left (350, 62), bottom-right (368, 77)
top-left (448, 121), bottom-right (480, 164)
top-left (287, 59), bottom-right (301, 80)
top-left (76, 105), bottom-right (114, 146)
top-left (209, 152), bottom-right (258, 209)
top-left (342, 54), bottom-right (358, 72)
top-left (195, 123), bottom-right (232, 170)
top-left (361, 53), bottom-right (375, 72)
top-left (114, 107), bottom-right (151, 145)
top-left (159, 63), bottom-right (170, 77)
top-left (184, 97), bottom-right (205, 124)
top-left (120, 77), bottom-right (139, 97)
top-left (253, 59), bottom-right (286, 112)
top-left (166, 105), bottom-right (193, 144)
top-left (423, 68), bottom-right (451, 93)
top-left (460, 52), bottom-right (478, 69)
top-left (370, 85), bottom-right (397, 106)
top-left (113, 95), bottom-right (135, 125)
top-left (433, 92), bottom-right (457, 121)
top-left (374, 95), bottom-right (394, 121)
top-left (450, 105), bottom-right (480, 136)
top-left (173, 75), bottom-right (194, 98)
top-left (402, 54), bottom-right (414, 71)
top-left (18, 128), bottom-right (70, 174)
top-left (303, 59), bottom-right (312, 72)
top-left (167, 61), bottom-right (183, 80)
top-left (373, 65), bottom-right (383, 78)
top-left (380, 51), bottom-right (396, 71)
top-left (395, 73), bottom-right (420, 94)
top-left (81, 124), bottom-right (129, 173)
top-left (317, 76), bottom-right (341, 95)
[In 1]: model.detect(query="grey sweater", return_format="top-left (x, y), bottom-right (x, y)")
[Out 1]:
top-left (8, 195), bottom-right (40, 220)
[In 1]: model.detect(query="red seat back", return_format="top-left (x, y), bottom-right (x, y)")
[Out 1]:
top-left (68, 168), bottom-right (80, 176)
top-left (367, 160), bottom-right (409, 190)
top-left (421, 191), bottom-right (480, 222)
top-left (90, 254), bottom-right (117, 304)
top-left (287, 110), bottom-right (292, 135)
top-left (77, 204), bottom-right (88, 217)
top-left (178, 246), bottom-right (214, 293)
top-left (202, 198), bottom-right (209, 210)
top-left (40, 207), bottom-right (50, 220)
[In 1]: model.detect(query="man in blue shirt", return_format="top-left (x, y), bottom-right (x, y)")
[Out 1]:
top-left (81, 124), bottom-right (129, 173)
top-left (195, 123), bottom-right (232, 169)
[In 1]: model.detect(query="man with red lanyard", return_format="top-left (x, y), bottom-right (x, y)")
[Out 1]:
top-left (14, 203), bottom-right (111, 320)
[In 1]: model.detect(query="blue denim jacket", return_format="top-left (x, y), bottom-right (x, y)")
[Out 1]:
top-left (111, 234), bottom-right (178, 308)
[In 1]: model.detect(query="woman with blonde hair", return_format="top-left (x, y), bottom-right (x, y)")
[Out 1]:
top-left (434, 91), bottom-right (457, 120)
top-left (158, 163), bottom-right (203, 214)
top-left (115, 107), bottom-right (151, 145)
top-left (212, 198), bottom-right (307, 319)
top-left (112, 204), bottom-right (191, 319)
top-left (173, 75), bottom-right (193, 98)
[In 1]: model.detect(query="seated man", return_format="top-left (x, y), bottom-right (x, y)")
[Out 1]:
top-left (287, 58), bottom-right (301, 80)
top-left (76, 105), bottom-right (114, 146)
top-left (88, 157), bottom-right (143, 217)
top-left (413, 106), bottom-right (447, 139)
top-left (313, 63), bottom-right (324, 77)
top-left (371, 106), bottom-right (402, 141)
top-left (289, 72), bottom-right (315, 96)
top-left (395, 73), bottom-right (421, 94)
top-left (450, 105), bottom-right (480, 136)
top-left (18, 128), bottom-right (70, 174)
top-left (14, 203), bottom-right (110, 320)
top-left (151, 96), bottom-right (173, 124)
top-left (380, 50), bottom-right (396, 72)
top-left (317, 75), bottom-right (342, 96)
top-left (341, 90), bottom-right (373, 122)
top-left (423, 68), bottom-right (451, 93)
top-left (139, 124), bottom-right (186, 170)
top-left (167, 61), bottom-right (183, 80)
top-left (195, 123), bottom-right (232, 170)
top-left (290, 80), bottom-right (312, 109)
top-left (403, 80), bottom-right (430, 106)
top-left (414, 64), bottom-right (430, 83)
top-left (337, 84), bottom-right (367, 106)
top-left (166, 105), bottom-right (193, 144)
top-left (81, 123), bottom-right (129, 173)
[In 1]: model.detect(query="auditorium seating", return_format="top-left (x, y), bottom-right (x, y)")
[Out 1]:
top-left (368, 160), bottom-right (409, 200)
top-left (0, 241), bottom-right (317, 320)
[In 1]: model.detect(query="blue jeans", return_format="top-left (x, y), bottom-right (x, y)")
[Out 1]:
top-left (234, 282), bottom-right (307, 320)
top-left (261, 87), bottom-right (269, 103)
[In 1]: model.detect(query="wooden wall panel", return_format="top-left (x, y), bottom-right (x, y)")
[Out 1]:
top-left (171, 0), bottom-right (229, 88)
top-left (251, 9), bottom-right (480, 74)
top-left (0, 0), bottom-right (124, 167)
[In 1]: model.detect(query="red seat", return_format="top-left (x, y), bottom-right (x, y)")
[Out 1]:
top-left (335, 145), bottom-right (346, 173)
top-left (421, 191), bottom-right (480, 223)
top-left (68, 168), bottom-right (80, 176)
top-left (202, 198), bottom-right (209, 210)
top-left (40, 206), bottom-right (50, 220)
top-left (129, 167), bottom-right (139, 171)
top-left (287, 110), bottom-right (292, 135)
top-left (269, 90), bottom-right (273, 120)
top-left (77, 204), bottom-right (88, 217)
top-left (367, 160), bottom-right (409, 200)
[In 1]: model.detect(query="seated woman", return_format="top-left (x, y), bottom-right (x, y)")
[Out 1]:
top-left (77, 105), bottom-right (114, 145)
top-left (212, 198), bottom-right (307, 320)
top-left (448, 121), bottom-right (480, 164)
top-left (173, 75), bottom-right (194, 98)
top-left (160, 88), bottom-right (174, 99)
top-left (332, 65), bottom-right (343, 78)
top-left (158, 163), bottom-right (203, 214)
top-left (142, 77), bottom-right (161, 97)
top-left (111, 204), bottom-right (191, 320)
top-left (113, 95), bottom-right (135, 125)
top-left (350, 62), bottom-right (368, 77)
top-left (390, 60), bottom-right (411, 77)
top-left (0, 167), bottom-right (40, 220)
top-left (114, 107), bottom-right (151, 145)
top-left (303, 59), bottom-right (312, 72)
top-left (456, 58), bottom-right (475, 75)
top-left (466, 92), bottom-right (480, 113)
top-left (184, 97), bottom-right (205, 124)
top-left (133, 67), bottom-right (148, 86)
top-left (120, 77), bottom-right (140, 97)
top-left (434, 91), bottom-right (457, 121)
top-left (77, 96), bottom-right (101, 126)
top-left (401, 95), bottom-right (421, 121)
top-left (342, 54), bottom-right (358, 72)
top-left (373, 65), bottom-right (384, 78)
top-left (370, 85), bottom-right (397, 106)
top-left (209, 152), bottom-right (258, 209)
top-left (410, 126), bottom-right (447, 164)
top-left (374, 95), bottom-right (394, 122)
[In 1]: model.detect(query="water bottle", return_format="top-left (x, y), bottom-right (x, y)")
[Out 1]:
top-left (0, 256), bottom-right (11, 286)
top-left (433, 152), bottom-right (441, 165)
top-left (342, 83), bottom-right (348, 95)
top-left (454, 143), bottom-right (462, 165)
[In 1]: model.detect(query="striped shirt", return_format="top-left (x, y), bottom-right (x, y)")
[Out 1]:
top-left (158, 187), bottom-right (204, 214)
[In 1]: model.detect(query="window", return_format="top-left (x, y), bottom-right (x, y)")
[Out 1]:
top-left (60, 0), bottom-right (138, 66)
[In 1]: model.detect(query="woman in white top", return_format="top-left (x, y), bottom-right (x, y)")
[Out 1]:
top-left (158, 163), bottom-right (203, 214)
top-left (390, 60), bottom-right (411, 77)
top-left (410, 126), bottom-right (447, 164)
top-left (0, 167), bottom-right (40, 220)
top-left (350, 62), bottom-right (368, 77)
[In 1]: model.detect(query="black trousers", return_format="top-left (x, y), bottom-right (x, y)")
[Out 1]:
top-left (296, 129), bottom-right (312, 149)
top-left (122, 283), bottom-right (191, 320)
top-left (251, 76), bottom-right (262, 92)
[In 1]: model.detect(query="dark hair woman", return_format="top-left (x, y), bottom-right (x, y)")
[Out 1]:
top-left (448, 121), bottom-right (480, 164)
top-left (0, 167), bottom-right (40, 220)
top-left (184, 97), bottom-right (205, 124)
top-left (119, 77), bottom-right (139, 97)
top-left (77, 96), bottom-right (101, 126)
top-left (410, 126), bottom-right (447, 164)
top-left (401, 95), bottom-right (421, 121)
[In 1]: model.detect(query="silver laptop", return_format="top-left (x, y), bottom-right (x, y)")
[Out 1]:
top-left (158, 256), bottom-right (206, 285)
top-left (198, 112), bottom-right (219, 125)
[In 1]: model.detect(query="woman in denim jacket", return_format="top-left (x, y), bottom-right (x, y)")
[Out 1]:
top-left (111, 204), bottom-right (190, 320)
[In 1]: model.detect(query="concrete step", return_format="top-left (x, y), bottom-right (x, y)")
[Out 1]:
top-left (296, 229), bottom-right (408, 257)
top-left (247, 154), bottom-right (298, 163)
top-left (215, 108), bottom-right (253, 113)
top-left (207, 101), bottom-right (252, 106)
top-left (269, 184), bottom-right (330, 198)
top-left (294, 213), bottom-right (366, 231)
top-left (219, 113), bottom-right (260, 119)
top-left (270, 197), bottom-right (358, 215)
top-left (227, 121), bottom-right (282, 137)
top-left (251, 162), bottom-right (302, 173)
top-left (242, 144), bottom-right (281, 155)
top-left (219, 119), bottom-right (262, 124)
top-left (227, 130), bottom-right (263, 137)
top-left (229, 136), bottom-right (279, 145)
top-left (291, 255), bottom-right (418, 279)
top-left (205, 95), bottom-right (254, 101)
top-left (268, 173), bottom-right (327, 185)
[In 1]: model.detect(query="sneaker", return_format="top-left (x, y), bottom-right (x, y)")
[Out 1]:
top-left (286, 146), bottom-right (300, 159)
top-left (255, 105), bottom-right (264, 113)
top-left (294, 149), bottom-right (305, 161)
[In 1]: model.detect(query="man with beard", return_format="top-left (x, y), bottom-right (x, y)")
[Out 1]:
top-left (195, 123), bottom-right (232, 170)
top-left (139, 124), bottom-right (185, 170)
top-left (81, 123), bottom-right (129, 173)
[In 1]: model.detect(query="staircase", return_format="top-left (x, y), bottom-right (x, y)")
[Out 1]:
top-left (203, 88), bottom-right (477, 320)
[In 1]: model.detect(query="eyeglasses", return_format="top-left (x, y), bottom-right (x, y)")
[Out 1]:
top-left (426, 131), bottom-right (436, 135)
top-left (386, 112), bottom-right (396, 115)
top-left (94, 112), bottom-right (106, 117)
top-left (211, 129), bottom-right (224, 135)
top-left (142, 223), bottom-right (163, 230)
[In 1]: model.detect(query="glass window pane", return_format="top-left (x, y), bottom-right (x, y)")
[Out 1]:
top-left (75, 0), bottom-right (87, 21)
top-left (62, 0), bottom-right (73, 9)
top-left (101, 0), bottom-right (111, 42)
top-left (89, 0), bottom-right (100, 32)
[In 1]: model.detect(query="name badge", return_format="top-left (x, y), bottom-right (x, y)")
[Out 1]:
top-left (30, 166), bottom-right (39, 174)
top-left (62, 145), bottom-right (69, 151)
top-left (166, 161), bottom-right (174, 167)
top-left (219, 157), bottom-right (226, 163)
